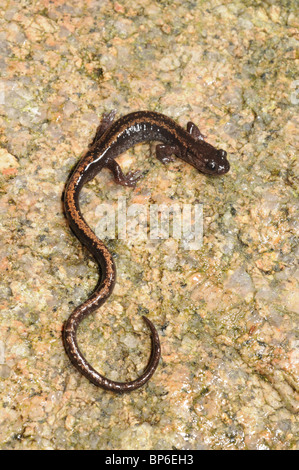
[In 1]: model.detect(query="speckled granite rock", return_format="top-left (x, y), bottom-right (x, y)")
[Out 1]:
top-left (0, 0), bottom-right (298, 450)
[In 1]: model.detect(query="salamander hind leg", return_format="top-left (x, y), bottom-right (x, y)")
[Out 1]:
top-left (89, 110), bottom-right (117, 148)
top-left (186, 122), bottom-right (205, 141)
top-left (105, 158), bottom-right (142, 187)
top-left (156, 144), bottom-right (179, 164)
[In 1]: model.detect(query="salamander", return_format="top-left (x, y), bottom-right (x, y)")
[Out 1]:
top-left (63, 110), bottom-right (230, 392)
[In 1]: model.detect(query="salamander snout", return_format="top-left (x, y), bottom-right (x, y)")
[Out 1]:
top-left (217, 149), bottom-right (230, 174)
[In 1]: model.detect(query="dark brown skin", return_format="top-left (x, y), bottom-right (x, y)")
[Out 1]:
top-left (63, 111), bottom-right (230, 392)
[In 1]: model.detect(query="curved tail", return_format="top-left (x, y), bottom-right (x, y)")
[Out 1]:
top-left (63, 301), bottom-right (161, 392)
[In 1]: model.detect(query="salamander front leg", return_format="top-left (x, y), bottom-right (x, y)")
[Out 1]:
top-left (105, 158), bottom-right (142, 187)
top-left (186, 122), bottom-right (206, 141)
top-left (89, 110), bottom-right (117, 148)
top-left (156, 144), bottom-right (180, 164)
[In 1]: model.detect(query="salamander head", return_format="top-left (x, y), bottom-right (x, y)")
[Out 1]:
top-left (203, 149), bottom-right (230, 175)
top-left (188, 143), bottom-right (230, 175)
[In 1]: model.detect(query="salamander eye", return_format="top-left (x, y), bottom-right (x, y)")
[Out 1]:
top-left (205, 160), bottom-right (217, 171)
